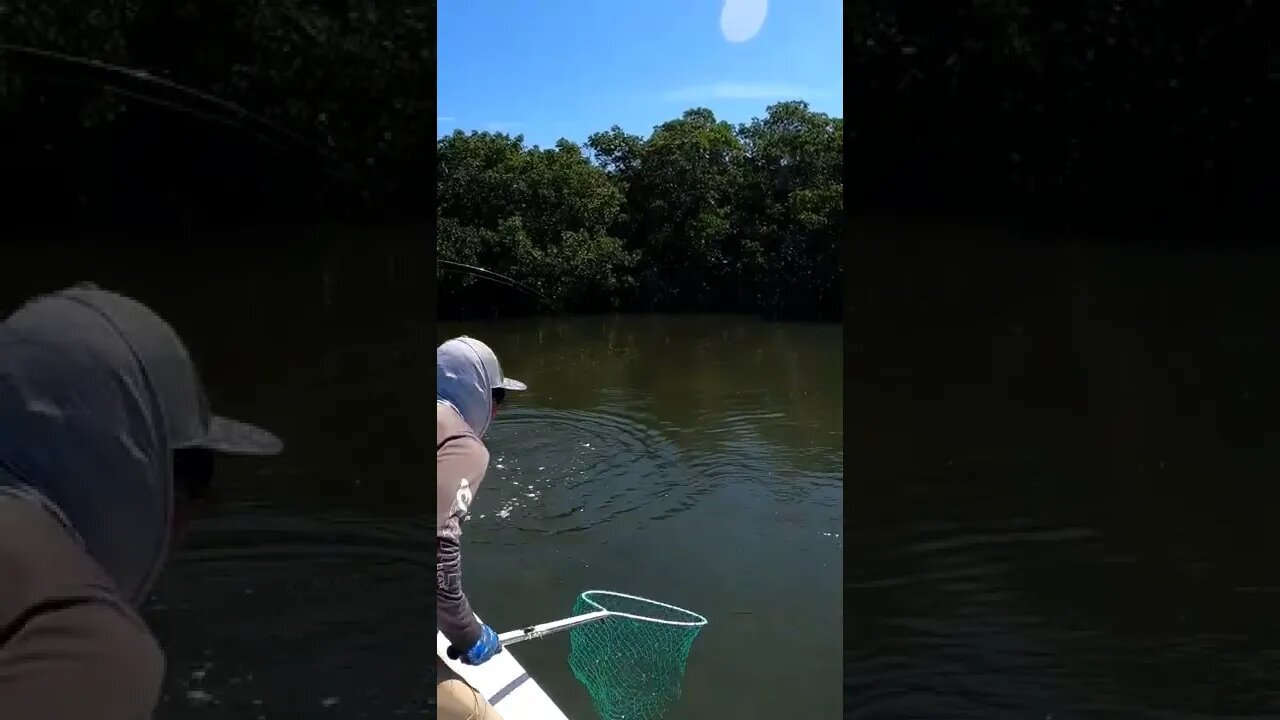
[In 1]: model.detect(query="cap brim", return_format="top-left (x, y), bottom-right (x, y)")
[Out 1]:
top-left (186, 415), bottom-right (284, 456)
top-left (499, 377), bottom-right (527, 392)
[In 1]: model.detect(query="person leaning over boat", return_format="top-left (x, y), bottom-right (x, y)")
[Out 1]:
top-left (437, 336), bottom-right (526, 719)
top-left (0, 285), bottom-right (282, 719)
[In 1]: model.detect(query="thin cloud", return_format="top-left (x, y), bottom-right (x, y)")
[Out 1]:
top-left (438, 116), bottom-right (456, 123)
top-left (661, 82), bottom-right (829, 103)
top-left (485, 121), bottom-right (525, 132)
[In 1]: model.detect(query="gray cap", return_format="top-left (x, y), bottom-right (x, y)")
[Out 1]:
top-left (7, 284), bottom-right (283, 456)
top-left (455, 336), bottom-right (527, 392)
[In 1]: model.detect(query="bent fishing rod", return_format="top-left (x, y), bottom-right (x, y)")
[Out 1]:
top-left (2, 45), bottom-right (542, 298)
top-left (437, 259), bottom-right (545, 301)
top-left (0, 43), bottom-right (372, 188)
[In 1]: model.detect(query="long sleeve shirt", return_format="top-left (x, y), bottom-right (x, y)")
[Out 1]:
top-left (0, 488), bottom-right (164, 719)
top-left (436, 402), bottom-right (490, 652)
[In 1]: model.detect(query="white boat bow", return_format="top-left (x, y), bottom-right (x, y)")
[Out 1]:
top-left (436, 616), bottom-right (571, 719)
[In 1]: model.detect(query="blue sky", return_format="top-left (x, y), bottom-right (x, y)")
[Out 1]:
top-left (437, 0), bottom-right (843, 149)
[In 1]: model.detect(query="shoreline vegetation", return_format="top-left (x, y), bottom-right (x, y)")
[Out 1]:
top-left (437, 102), bottom-right (843, 322)
top-left (1, 10), bottom-right (842, 322)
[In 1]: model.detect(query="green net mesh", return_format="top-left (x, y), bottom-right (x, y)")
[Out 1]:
top-left (567, 590), bottom-right (707, 720)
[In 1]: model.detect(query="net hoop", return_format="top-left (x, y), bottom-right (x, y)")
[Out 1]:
top-left (579, 589), bottom-right (709, 628)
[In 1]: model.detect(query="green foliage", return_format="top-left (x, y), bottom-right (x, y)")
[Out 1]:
top-left (438, 102), bottom-right (843, 320)
top-left (0, 7), bottom-right (843, 307)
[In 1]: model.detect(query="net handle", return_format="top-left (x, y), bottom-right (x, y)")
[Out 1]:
top-left (443, 591), bottom-right (708, 659)
top-left (498, 609), bottom-right (612, 646)
top-left (445, 610), bottom-right (612, 659)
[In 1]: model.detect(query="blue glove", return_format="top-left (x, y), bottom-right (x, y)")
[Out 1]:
top-left (462, 624), bottom-right (502, 666)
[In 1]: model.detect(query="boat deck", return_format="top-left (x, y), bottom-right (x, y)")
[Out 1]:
top-left (436, 619), bottom-right (571, 719)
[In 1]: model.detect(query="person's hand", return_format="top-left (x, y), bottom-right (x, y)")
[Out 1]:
top-left (462, 624), bottom-right (502, 666)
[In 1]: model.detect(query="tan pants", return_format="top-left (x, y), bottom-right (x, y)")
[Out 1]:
top-left (436, 658), bottom-right (505, 720)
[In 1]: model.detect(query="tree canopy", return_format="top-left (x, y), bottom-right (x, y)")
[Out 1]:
top-left (2, 6), bottom-right (844, 319)
top-left (436, 103), bottom-right (844, 321)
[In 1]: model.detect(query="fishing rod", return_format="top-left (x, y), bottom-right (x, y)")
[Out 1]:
top-left (438, 259), bottom-right (545, 301)
top-left (0, 43), bottom-right (372, 187)
top-left (4, 45), bottom-right (538, 298)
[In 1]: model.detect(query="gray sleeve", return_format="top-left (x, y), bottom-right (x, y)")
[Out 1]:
top-left (0, 493), bottom-right (164, 720)
top-left (0, 600), bottom-right (165, 720)
top-left (436, 430), bottom-right (489, 653)
top-left (437, 533), bottom-right (483, 652)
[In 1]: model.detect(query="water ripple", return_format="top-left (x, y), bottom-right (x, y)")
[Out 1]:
top-left (476, 404), bottom-right (840, 536)
top-left (177, 513), bottom-right (430, 568)
top-left (146, 512), bottom-right (433, 718)
top-left (479, 407), bottom-right (691, 534)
